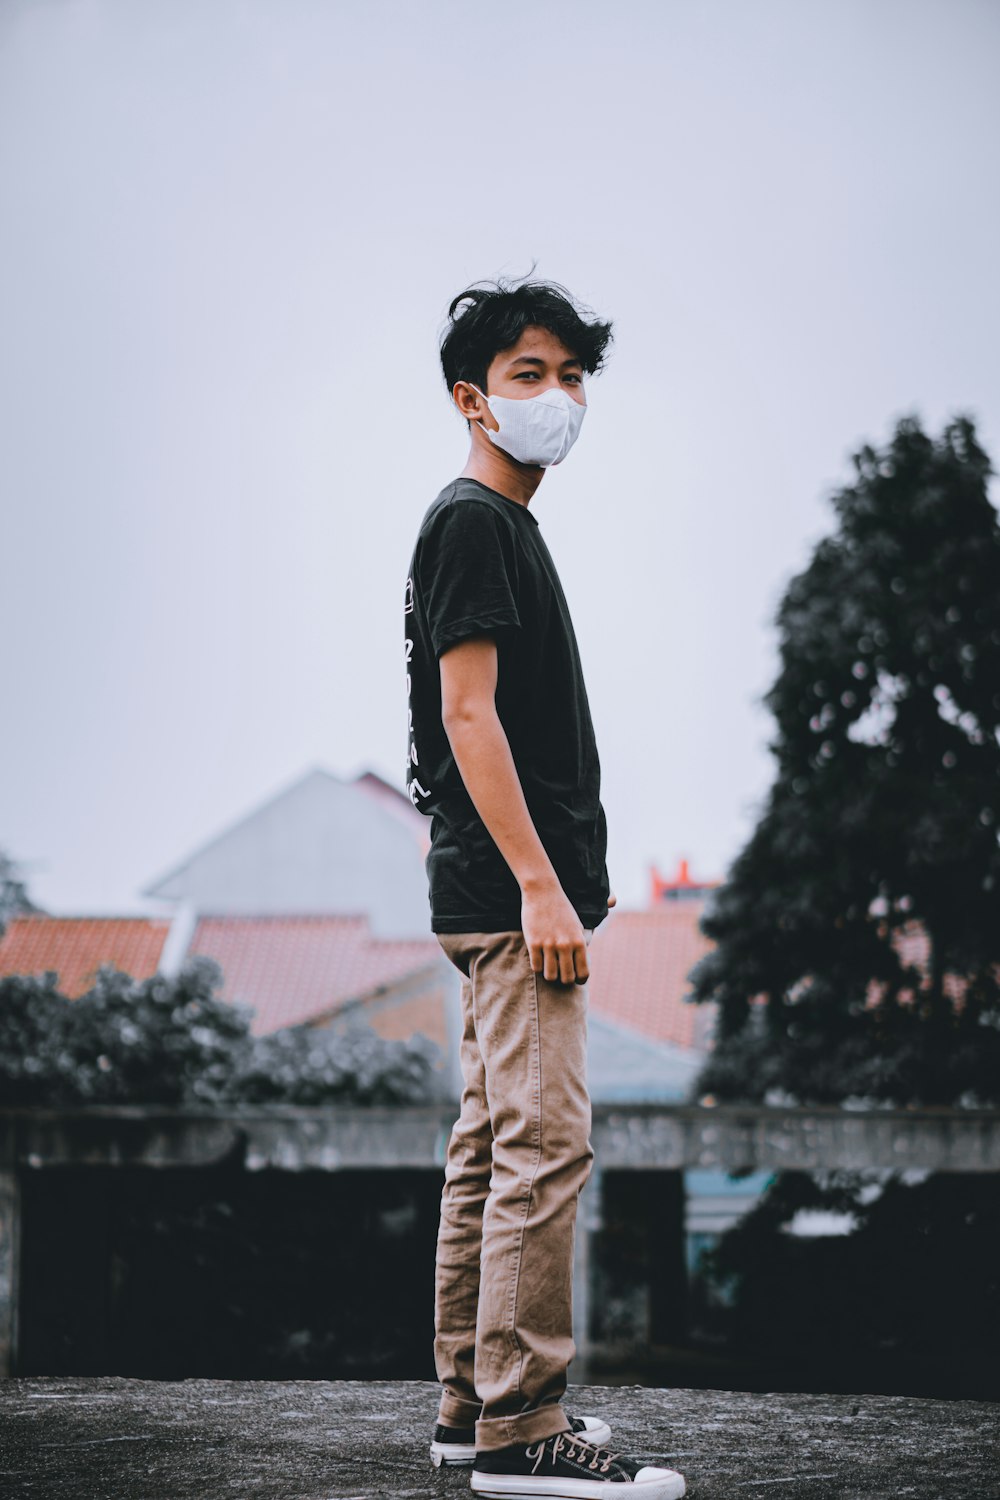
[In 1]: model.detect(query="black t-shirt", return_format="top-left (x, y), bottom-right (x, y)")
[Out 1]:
top-left (404, 476), bottom-right (610, 934)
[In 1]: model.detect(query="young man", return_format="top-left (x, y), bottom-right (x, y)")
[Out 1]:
top-left (404, 278), bottom-right (686, 1500)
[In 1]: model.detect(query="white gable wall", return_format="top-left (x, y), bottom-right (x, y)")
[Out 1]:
top-left (142, 767), bottom-right (432, 939)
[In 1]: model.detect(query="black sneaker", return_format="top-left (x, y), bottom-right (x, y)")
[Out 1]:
top-left (470, 1430), bottom-right (686, 1498)
top-left (430, 1415), bottom-right (612, 1468)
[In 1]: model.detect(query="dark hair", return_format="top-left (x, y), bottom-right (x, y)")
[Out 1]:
top-left (439, 274), bottom-right (614, 396)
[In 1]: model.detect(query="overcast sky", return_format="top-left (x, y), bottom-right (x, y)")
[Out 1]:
top-left (2, 0), bottom-right (998, 918)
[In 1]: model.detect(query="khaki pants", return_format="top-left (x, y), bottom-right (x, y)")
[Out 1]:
top-left (433, 928), bottom-right (595, 1453)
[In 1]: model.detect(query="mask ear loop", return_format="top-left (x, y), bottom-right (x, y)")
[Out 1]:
top-left (466, 382), bottom-right (495, 437)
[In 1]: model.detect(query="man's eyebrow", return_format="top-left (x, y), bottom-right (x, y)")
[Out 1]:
top-left (508, 354), bottom-right (583, 368)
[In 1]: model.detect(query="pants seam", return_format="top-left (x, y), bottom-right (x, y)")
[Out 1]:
top-left (434, 963), bottom-right (486, 1409)
top-left (507, 949), bottom-right (543, 1432)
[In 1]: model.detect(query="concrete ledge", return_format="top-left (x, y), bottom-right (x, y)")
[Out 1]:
top-left (4, 1103), bottom-right (1000, 1173)
top-left (1, 1377), bottom-right (997, 1498)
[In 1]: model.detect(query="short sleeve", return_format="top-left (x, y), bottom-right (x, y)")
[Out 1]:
top-left (416, 500), bottom-right (521, 658)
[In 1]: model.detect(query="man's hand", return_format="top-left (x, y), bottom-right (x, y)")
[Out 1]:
top-left (522, 876), bottom-right (590, 986)
top-left (608, 889), bottom-right (617, 909)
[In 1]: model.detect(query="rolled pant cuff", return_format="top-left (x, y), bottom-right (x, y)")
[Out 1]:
top-left (438, 1392), bottom-right (483, 1428)
top-left (475, 1404), bottom-right (572, 1453)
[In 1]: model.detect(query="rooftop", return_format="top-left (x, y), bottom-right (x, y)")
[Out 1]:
top-left (588, 905), bottom-right (717, 1051)
top-left (2, 1376), bottom-right (997, 1498)
top-left (0, 914), bottom-right (171, 995)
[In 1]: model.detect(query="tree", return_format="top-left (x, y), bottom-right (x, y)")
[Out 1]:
top-left (689, 414), bottom-right (1000, 1106)
top-left (0, 846), bottom-right (43, 935)
top-left (695, 1167), bottom-right (1000, 1398)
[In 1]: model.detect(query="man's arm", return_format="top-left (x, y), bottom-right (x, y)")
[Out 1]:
top-left (439, 634), bottom-right (589, 986)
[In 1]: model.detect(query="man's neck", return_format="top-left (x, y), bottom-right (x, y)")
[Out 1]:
top-left (459, 439), bottom-right (544, 508)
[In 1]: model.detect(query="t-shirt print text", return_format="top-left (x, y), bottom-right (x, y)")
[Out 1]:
top-left (404, 575), bottom-right (430, 809)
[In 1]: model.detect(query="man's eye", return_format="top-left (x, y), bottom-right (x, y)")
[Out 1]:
top-left (564, 374), bottom-right (582, 384)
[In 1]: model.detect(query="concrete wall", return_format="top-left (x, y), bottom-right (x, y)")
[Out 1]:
top-left (3, 1102), bottom-right (999, 1377)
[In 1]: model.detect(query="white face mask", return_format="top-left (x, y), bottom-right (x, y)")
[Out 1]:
top-left (468, 382), bottom-right (586, 467)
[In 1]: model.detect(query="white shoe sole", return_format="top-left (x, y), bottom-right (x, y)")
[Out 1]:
top-left (430, 1438), bottom-right (476, 1466)
top-left (470, 1470), bottom-right (686, 1500)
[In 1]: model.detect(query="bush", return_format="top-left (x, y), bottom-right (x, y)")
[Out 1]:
top-left (0, 956), bottom-right (442, 1108)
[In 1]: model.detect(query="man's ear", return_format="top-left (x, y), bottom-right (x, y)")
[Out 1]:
top-left (453, 381), bottom-right (498, 431)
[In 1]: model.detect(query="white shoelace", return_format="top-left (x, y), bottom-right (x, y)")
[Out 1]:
top-left (525, 1432), bottom-right (621, 1476)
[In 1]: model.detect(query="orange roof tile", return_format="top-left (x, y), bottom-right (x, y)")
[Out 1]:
top-left (188, 915), bottom-right (441, 1034)
top-left (0, 915), bottom-right (172, 997)
top-left (587, 905), bottom-right (716, 1051)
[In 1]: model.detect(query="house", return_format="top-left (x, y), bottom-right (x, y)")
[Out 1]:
top-left (0, 770), bottom-right (760, 1260)
top-left (141, 765), bottom-right (434, 941)
top-left (0, 776), bottom-right (733, 1113)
